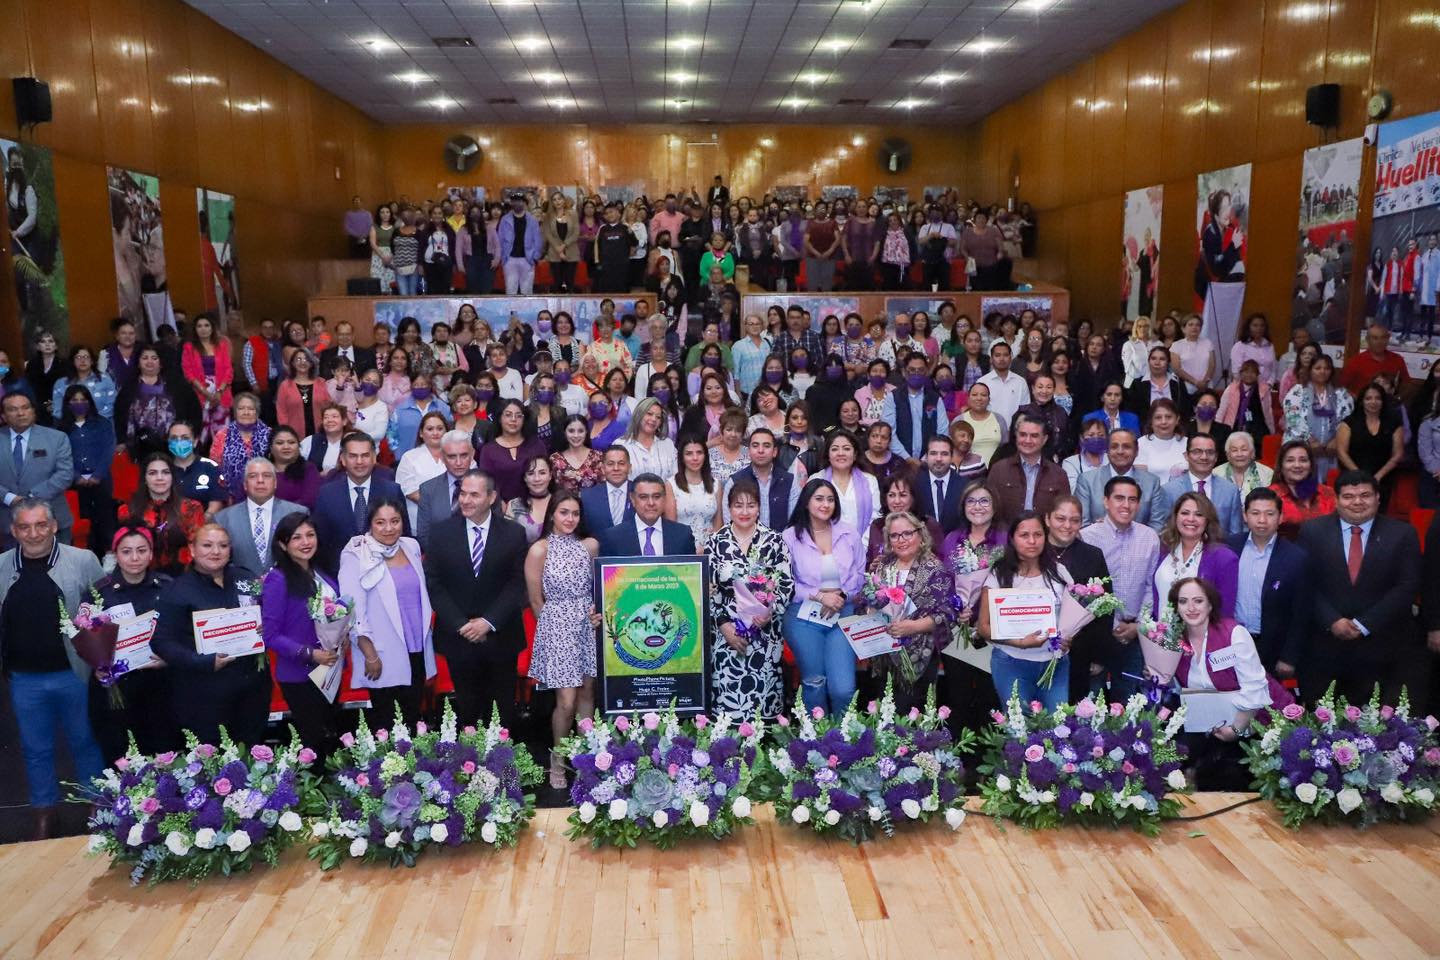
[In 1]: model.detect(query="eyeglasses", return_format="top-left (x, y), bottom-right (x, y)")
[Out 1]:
top-left (964, 498), bottom-right (992, 507)
top-left (888, 528), bottom-right (920, 541)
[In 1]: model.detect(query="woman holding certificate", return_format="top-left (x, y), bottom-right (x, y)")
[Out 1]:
top-left (976, 512), bottom-right (1073, 710)
top-left (151, 523), bottom-right (271, 748)
top-left (339, 496), bottom-right (437, 725)
top-left (1151, 493), bottom-right (1238, 619)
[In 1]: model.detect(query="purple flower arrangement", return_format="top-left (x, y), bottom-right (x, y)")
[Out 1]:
top-left (1241, 683), bottom-right (1440, 828)
top-left (76, 727), bottom-right (322, 885)
top-left (562, 705), bottom-right (765, 849)
top-left (763, 681), bottom-right (974, 842)
top-left (978, 692), bottom-right (1190, 837)
top-left (308, 699), bottom-right (542, 869)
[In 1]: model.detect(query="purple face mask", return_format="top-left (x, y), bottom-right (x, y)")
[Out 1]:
top-left (906, 373), bottom-right (927, 390)
top-left (826, 365), bottom-right (845, 381)
top-left (847, 325), bottom-right (862, 338)
top-left (1080, 435), bottom-right (1108, 455)
top-left (895, 325), bottom-right (912, 338)
top-left (792, 356), bottom-right (808, 371)
top-left (537, 318), bottom-right (553, 335)
top-left (411, 387), bottom-right (432, 401)
top-left (67, 401), bottom-right (90, 417)
top-left (765, 369), bottom-right (785, 385)
top-left (360, 382), bottom-right (380, 397)
top-left (534, 389), bottom-right (556, 405)
top-left (1195, 405), bottom-right (1217, 422)
top-left (589, 402), bottom-right (611, 420)
top-left (935, 377), bottom-right (956, 393)
top-left (703, 355), bottom-right (721, 368)
top-left (869, 375), bottom-right (887, 391)
top-left (555, 371), bottom-right (571, 386)
top-left (475, 388), bottom-right (494, 402)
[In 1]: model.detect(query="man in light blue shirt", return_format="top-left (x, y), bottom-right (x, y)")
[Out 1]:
top-left (730, 313), bottom-right (771, 398)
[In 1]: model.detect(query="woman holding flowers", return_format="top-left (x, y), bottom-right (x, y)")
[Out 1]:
top-left (262, 513), bottom-right (345, 762)
top-left (708, 480), bottom-right (795, 719)
top-left (860, 511), bottom-right (956, 713)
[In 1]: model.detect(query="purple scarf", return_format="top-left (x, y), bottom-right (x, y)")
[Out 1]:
top-left (222, 421), bottom-right (273, 497)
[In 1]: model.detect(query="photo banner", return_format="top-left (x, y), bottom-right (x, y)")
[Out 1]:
top-left (373, 295), bottom-right (648, 344)
top-left (1194, 163), bottom-right (1252, 373)
top-left (1297, 138), bottom-right (1362, 345)
top-left (1, 139), bottom-right (69, 345)
top-left (739, 294), bottom-right (861, 332)
top-left (107, 166), bottom-right (171, 335)
top-left (197, 187), bottom-right (239, 321)
top-left (595, 556), bottom-right (710, 715)
top-left (980, 295), bottom-right (1055, 326)
top-left (1371, 109), bottom-right (1440, 359)
top-left (1122, 185), bottom-right (1163, 322)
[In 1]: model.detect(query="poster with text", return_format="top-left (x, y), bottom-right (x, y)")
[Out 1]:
top-left (107, 166), bottom-right (169, 331)
top-left (1194, 163), bottom-right (1251, 373)
top-left (1371, 110), bottom-right (1440, 352)
top-left (196, 187), bottom-right (239, 321)
top-left (1297, 138), bottom-right (1362, 345)
top-left (772, 185), bottom-right (808, 203)
top-left (595, 556), bottom-right (709, 715)
top-left (1122, 185), bottom-right (1163, 322)
top-left (1, 139), bottom-right (69, 346)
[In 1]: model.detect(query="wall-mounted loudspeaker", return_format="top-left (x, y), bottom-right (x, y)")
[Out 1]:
top-left (1305, 83), bottom-right (1340, 127)
top-left (12, 77), bottom-right (52, 127)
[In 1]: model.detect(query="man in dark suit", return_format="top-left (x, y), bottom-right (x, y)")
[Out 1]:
top-left (425, 469), bottom-right (529, 729)
top-left (1073, 429), bottom-right (1161, 527)
top-left (312, 431), bottom-right (408, 569)
top-left (1045, 495), bottom-right (1112, 704)
top-left (0, 393), bottom-right (74, 548)
top-left (1297, 470), bottom-right (1420, 705)
top-left (707, 175), bottom-right (729, 208)
top-left (213, 458), bottom-right (305, 580)
top-left (318, 320), bottom-right (375, 377)
top-left (1227, 488), bottom-right (1309, 676)
top-left (596, 473), bottom-right (696, 557)
top-left (414, 430), bottom-right (476, 551)
top-left (580, 446), bottom-right (634, 536)
top-left (986, 414), bottom-right (1070, 524)
top-left (912, 435), bottom-right (965, 533)
top-left (1154, 433), bottom-right (1244, 536)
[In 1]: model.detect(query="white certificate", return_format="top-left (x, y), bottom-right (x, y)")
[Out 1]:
top-left (986, 588), bottom-right (1058, 641)
top-left (796, 599), bottom-right (840, 625)
top-left (1180, 690), bottom-right (1235, 733)
top-left (839, 613), bottom-right (901, 659)
top-left (192, 607), bottom-right (266, 658)
top-left (113, 610), bottom-right (160, 671)
top-left (310, 660), bottom-right (344, 703)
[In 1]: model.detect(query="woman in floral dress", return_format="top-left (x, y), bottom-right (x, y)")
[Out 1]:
top-left (707, 479), bottom-right (794, 718)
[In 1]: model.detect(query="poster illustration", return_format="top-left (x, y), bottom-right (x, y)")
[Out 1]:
top-left (1122, 185), bottom-right (1163, 322)
top-left (1, 139), bottom-right (68, 345)
top-left (979, 295), bottom-right (1054, 326)
top-left (922, 186), bottom-right (959, 203)
top-left (374, 295), bottom-right (649, 344)
top-left (1194, 163), bottom-right (1252, 373)
top-left (740, 295), bottom-right (861, 332)
top-left (1371, 110), bottom-right (1440, 352)
top-left (595, 556), bottom-right (709, 714)
top-left (821, 185), bottom-right (858, 202)
top-left (107, 166), bottom-right (170, 332)
top-left (772, 185), bottom-right (808, 203)
top-left (873, 186), bottom-right (910, 209)
top-left (1296, 138), bottom-right (1362, 345)
top-left (196, 187), bottom-right (239, 321)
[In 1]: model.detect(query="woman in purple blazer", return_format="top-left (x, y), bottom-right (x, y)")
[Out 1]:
top-left (1151, 491), bottom-right (1239, 619)
top-left (261, 512), bottom-right (344, 760)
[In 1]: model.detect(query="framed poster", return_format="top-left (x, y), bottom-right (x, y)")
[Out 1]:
top-left (595, 555), bottom-right (710, 714)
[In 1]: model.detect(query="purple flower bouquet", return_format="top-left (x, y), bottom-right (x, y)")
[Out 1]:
top-left (1241, 683), bottom-right (1440, 828)
top-left (308, 700), bottom-right (542, 869)
top-left (764, 681), bottom-right (974, 842)
top-left (75, 728), bottom-right (323, 885)
top-left (562, 706), bottom-right (765, 849)
top-left (978, 692), bottom-right (1190, 837)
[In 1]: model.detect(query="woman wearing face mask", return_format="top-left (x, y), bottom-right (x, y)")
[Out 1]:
top-left (930, 363), bottom-right (965, 420)
top-left (641, 372), bottom-right (681, 439)
top-left (778, 401), bottom-right (822, 477)
top-left (527, 372), bottom-right (567, 451)
top-left (59, 384), bottom-right (117, 558)
top-left (585, 391), bottom-right (625, 449)
top-left (804, 353), bottom-right (852, 433)
top-left (352, 368), bottom-right (390, 445)
top-left (269, 425), bottom-right (323, 508)
top-left (783, 347), bottom-right (814, 400)
top-left (854, 359), bottom-right (894, 427)
top-left (1063, 418), bottom-right (1111, 491)
top-left (687, 343), bottom-right (740, 404)
top-left (1186, 387), bottom-right (1232, 450)
top-left (550, 414), bottom-right (606, 491)
top-left (52, 345), bottom-right (117, 423)
top-left (758, 354), bottom-right (796, 406)
top-left (387, 373), bottom-right (451, 458)
top-left (839, 312), bottom-right (877, 379)
top-left (208, 393), bottom-right (272, 502)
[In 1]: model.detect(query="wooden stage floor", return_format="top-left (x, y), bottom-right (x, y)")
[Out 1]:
top-left (2, 795), bottom-right (1438, 960)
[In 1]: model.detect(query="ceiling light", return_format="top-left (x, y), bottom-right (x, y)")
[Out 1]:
top-left (426, 95), bottom-right (458, 110)
top-left (821, 38), bottom-right (853, 52)
top-left (360, 37), bottom-right (397, 53)
top-left (759, 137), bottom-right (775, 148)
top-left (669, 37), bottom-right (700, 51)
top-left (548, 98), bottom-right (576, 110)
top-left (668, 71), bottom-right (696, 83)
top-left (797, 71), bottom-right (828, 84)
top-left (1015, 0), bottom-right (1059, 11)
top-left (533, 70), bottom-right (564, 84)
top-left (395, 71), bottom-right (432, 84)
top-left (924, 72), bottom-right (963, 85)
top-left (515, 36), bottom-right (547, 51)
top-left (964, 38), bottom-right (1006, 54)
top-left (896, 97), bottom-right (926, 110)
top-left (851, 136), bottom-right (866, 147)
top-left (783, 96), bottom-right (810, 109)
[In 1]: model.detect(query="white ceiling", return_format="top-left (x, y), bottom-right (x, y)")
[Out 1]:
top-left (182, 0), bottom-right (1182, 125)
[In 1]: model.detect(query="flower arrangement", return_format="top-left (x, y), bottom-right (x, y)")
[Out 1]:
top-left (308, 700), bottom-right (541, 869)
top-left (977, 692), bottom-right (1190, 837)
top-left (562, 705), bottom-right (764, 849)
top-left (1241, 683), bottom-right (1440, 829)
top-left (1038, 578), bottom-right (1128, 689)
top-left (949, 541), bottom-right (1006, 650)
top-left (731, 570), bottom-right (779, 641)
top-left (1137, 603), bottom-right (1186, 683)
top-left (76, 727), bottom-right (323, 885)
top-left (59, 591), bottom-right (130, 691)
top-left (764, 682), bottom-right (974, 842)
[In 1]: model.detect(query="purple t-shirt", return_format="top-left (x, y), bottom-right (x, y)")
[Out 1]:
top-left (390, 560), bottom-right (426, 654)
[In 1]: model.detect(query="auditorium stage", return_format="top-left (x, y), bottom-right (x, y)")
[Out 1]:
top-left (3, 796), bottom-right (1437, 960)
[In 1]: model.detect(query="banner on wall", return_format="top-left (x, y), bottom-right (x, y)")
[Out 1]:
top-left (873, 186), bottom-right (909, 209)
top-left (740, 294), bottom-right (860, 332)
top-left (1372, 110), bottom-right (1440, 356)
top-left (922, 186), bottom-right (959, 203)
top-left (980, 295), bottom-right (1055, 327)
top-left (1296, 138), bottom-right (1362, 346)
top-left (1, 139), bottom-right (69, 346)
top-left (373, 296), bottom-right (646, 343)
top-left (196, 188), bottom-right (239, 322)
top-left (772, 185), bottom-right (808, 203)
top-left (107, 166), bottom-right (171, 334)
top-left (1194, 163), bottom-right (1251, 374)
top-left (1121, 186), bottom-right (1162, 323)
top-left (821, 185), bottom-right (857, 202)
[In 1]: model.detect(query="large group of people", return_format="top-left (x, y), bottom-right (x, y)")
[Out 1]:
top-left (6, 263), bottom-right (1440, 839)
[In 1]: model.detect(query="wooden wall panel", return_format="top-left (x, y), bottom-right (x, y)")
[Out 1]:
top-left (1202, 0), bottom-right (1262, 173)
top-left (1091, 46), bottom-right (1130, 199)
top-left (142, 0), bottom-right (200, 185)
top-left (1255, 1), bottom-right (1328, 163)
top-left (24, 0), bottom-right (101, 160)
top-left (184, 11), bottom-right (237, 194)
top-left (1325, 0), bottom-right (1377, 143)
top-left (1158, 0), bottom-right (1212, 186)
top-left (1372, 0), bottom-right (1440, 121)
top-left (89, 0), bottom-right (156, 174)
top-left (1122, 20), bottom-right (1171, 189)
top-left (1246, 154), bottom-right (1304, 342)
top-left (1156, 175), bottom-right (1197, 319)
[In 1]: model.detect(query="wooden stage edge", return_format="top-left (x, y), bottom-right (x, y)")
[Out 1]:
top-left (2, 794), bottom-right (1437, 960)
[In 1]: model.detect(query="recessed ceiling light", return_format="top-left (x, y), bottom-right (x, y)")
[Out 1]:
top-left (924, 72), bottom-right (963, 85)
top-left (515, 36), bottom-right (547, 51)
top-left (426, 95), bottom-right (458, 110)
top-left (395, 71), bottom-right (432, 85)
top-left (673, 97), bottom-right (691, 105)
top-left (963, 38), bottom-right (1006, 54)
top-left (821, 38), bottom-right (853, 52)
top-left (533, 70), bottom-right (564, 84)
top-left (1015, 0), bottom-right (1059, 11)
top-left (896, 97), bottom-right (926, 110)
top-left (783, 96), bottom-right (810, 109)
top-left (549, 98), bottom-right (576, 110)
top-left (360, 37), bottom-right (396, 53)
top-left (668, 71), bottom-right (696, 83)
top-left (669, 37), bottom-right (700, 51)
top-left (797, 71), bottom-right (828, 84)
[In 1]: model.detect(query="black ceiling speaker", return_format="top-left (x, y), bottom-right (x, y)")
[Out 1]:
top-left (12, 77), bottom-right (52, 127)
top-left (877, 137), bottom-right (912, 174)
top-left (443, 134), bottom-right (482, 173)
top-left (1305, 83), bottom-right (1340, 127)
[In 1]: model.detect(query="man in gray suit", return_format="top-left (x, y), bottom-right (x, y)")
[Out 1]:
top-left (415, 429), bottom-right (476, 551)
top-left (1152, 433), bottom-right (1243, 536)
top-left (214, 457), bottom-right (304, 581)
top-left (0, 393), bottom-right (74, 549)
top-left (1074, 429), bottom-right (1161, 528)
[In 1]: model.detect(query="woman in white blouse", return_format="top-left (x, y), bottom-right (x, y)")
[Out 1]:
top-left (1121, 315), bottom-right (1160, 384)
top-left (1136, 399), bottom-right (1188, 480)
top-left (817, 430), bottom-right (880, 554)
top-left (618, 397), bottom-right (678, 480)
top-left (1170, 313), bottom-right (1217, 395)
top-left (395, 411), bottom-right (451, 529)
top-left (352, 368), bottom-right (391, 445)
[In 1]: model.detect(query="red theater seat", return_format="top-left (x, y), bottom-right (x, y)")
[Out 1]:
top-left (1260, 434), bottom-right (1281, 468)
top-left (65, 490), bottom-right (90, 549)
top-left (111, 450), bottom-right (139, 504)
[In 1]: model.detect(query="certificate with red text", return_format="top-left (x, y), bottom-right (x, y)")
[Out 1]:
top-left (986, 589), bottom-right (1058, 641)
top-left (192, 607), bottom-right (266, 658)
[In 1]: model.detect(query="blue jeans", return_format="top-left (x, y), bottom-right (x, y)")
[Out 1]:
top-left (783, 601), bottom-right (856, 715)
top-left (990, 649), bottom-right (1070, 712)
top-left (1100, 641), bottom-right (1144, 701)
top-left (395, 272), bottom-right (421, 296)
top-left (9, 670), bottom-right (104, 807)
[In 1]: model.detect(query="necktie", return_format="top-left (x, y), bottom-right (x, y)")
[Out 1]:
top-left (935, 478), bottom-right (945, 512)
top-left (1197, 479), bottom-right (1207, 497)
top-left (472, 525), bottom-right (485, 575)
top-left (643, 526), bottom-right (657, 556)
top-left (353, 485), bottom-right (368, 532)
top-left (450, 477), bottom-right (460, 511)
top-left (252, 506), bottom-right (268, 566)
top-left (610, 486), bottom-right (624, 525)
top-left (1347, 525), bottom-right (1363, 583)
top-left (11, 434), bottom-right (22, 474)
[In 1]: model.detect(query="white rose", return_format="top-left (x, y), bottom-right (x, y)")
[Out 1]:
top-left (995, 775), bottom-right (1012, 793)
top-left (944, 808), bottom-right (966, 831)
top-left (194, 828), bottom-right (217, 850)
top-left (481, 821), bottom-right (499, 844)
top-left (1079, 792), bottom-right (1095, 808)
top-left (1128, 795), bottom-right (1148, 811)
top-left (608, 799), bottom-right (628, 821)
top-left (349, 838), bottom-right (368, 857)
top-left (689, 802), bottom-right (711, 827)
top-left (1166, 769), bottom-right (1188, 791)
top-left (901, 799), bottom-right (921, 819)
top-left (86, 834), bottom-right (106, 854)
top-left (1381, 782), bottom-right (1405, 804)
top-left (1414, 787), bottom-right (1435, 806)
top-left (651, 810), bottom-right (669, 828)
top-left (823, 809), bottom-right (841, 826)
top-left (126, 824), bottom-right (145, 847)
top-left (791, 805), bottom-right (811, 824)
top-left (921, 795), bottom-right (938, 812)
top-left (164, 832), bottom-right (191, 856)
top-left (385, 831), bottom-right (401, 849)
top-left (731, 796), bottom-right (752, 819)
top-left (278, 811), bottom-right (303, 833)
top-left (867, 806), bottom-right (882, 822)
top-left (227, 831), bottom-right (252, 853)
top-left (311, 822), bottom-right (331, 840)
top-left (1336, 787), bottom-right (1363, 814)
top-left (578, 802), bottom-right (597, 824)
top-left (1294, 782), bottom-right (1319, 804)
top-left (431, 823), bottom-right (449, 843)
